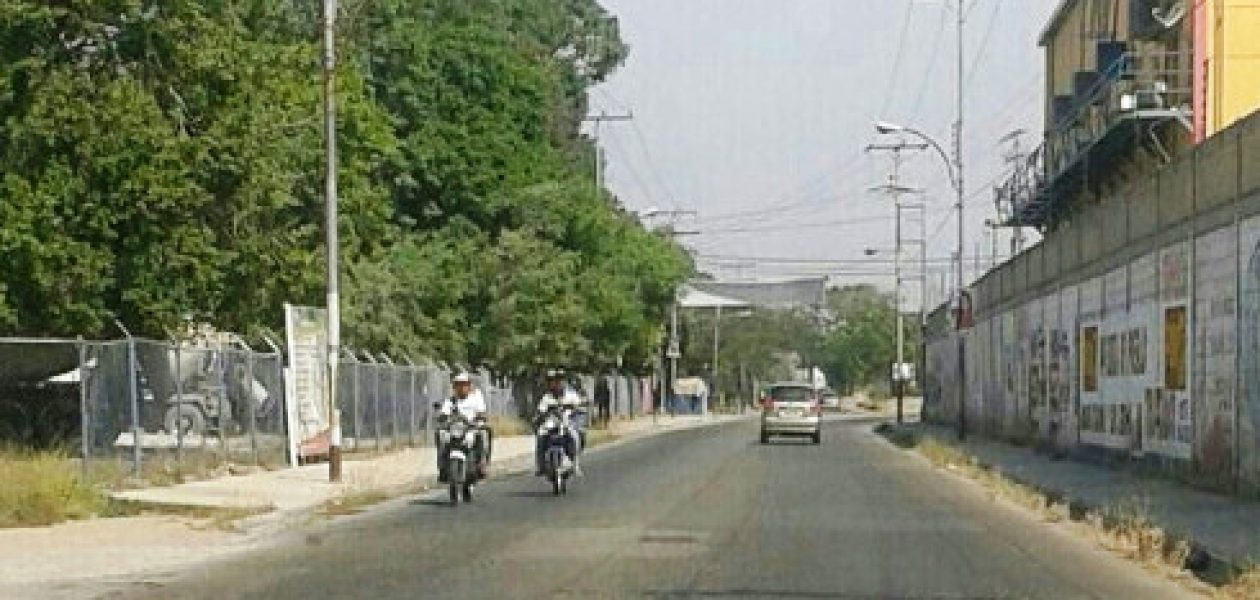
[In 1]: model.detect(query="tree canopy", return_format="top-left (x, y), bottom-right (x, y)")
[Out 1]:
top-left (677, 285), bottom-right (917, 398)
top-left (0, 0), bottom-right (689, 375)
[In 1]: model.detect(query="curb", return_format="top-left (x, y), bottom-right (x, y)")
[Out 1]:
top-left (873, 422), bottom-right (1239, 585)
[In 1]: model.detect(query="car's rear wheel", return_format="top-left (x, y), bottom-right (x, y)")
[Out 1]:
top-left (811, 430), bottom-right (821, 445)
top-left (760, 430), bottom-right (770, 444)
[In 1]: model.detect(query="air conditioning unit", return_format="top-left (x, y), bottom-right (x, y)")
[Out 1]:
top-left (1131, 0), bottom-right (1186, 40)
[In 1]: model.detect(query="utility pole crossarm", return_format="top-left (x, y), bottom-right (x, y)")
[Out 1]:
top-left (583, 111), bottom-right (633, 191)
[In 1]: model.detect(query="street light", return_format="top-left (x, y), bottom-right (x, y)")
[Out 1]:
top-left (875, 120), bottom-right (967, 439)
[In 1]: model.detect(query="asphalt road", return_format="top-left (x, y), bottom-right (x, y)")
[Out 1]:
top-left (118, 417), bottom-right (1195, 599)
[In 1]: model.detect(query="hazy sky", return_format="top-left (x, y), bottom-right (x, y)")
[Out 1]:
top-left (589, 0), bottom-right (1059, 304)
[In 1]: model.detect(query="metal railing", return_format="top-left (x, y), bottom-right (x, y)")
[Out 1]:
top-left (999, 49), bottom-right (1192, 225)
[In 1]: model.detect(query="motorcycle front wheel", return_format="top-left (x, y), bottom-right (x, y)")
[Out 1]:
top-left (448, 458), bottom-right (465, 506)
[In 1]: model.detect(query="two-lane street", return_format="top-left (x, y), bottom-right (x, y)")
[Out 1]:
top-left (121, 417), bottom-right (1194, 599)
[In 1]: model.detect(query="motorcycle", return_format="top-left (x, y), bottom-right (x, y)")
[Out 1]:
top-left (439, 414), bottom-right (483, 506)
top-left (538, 406), bottom-right (577, 495)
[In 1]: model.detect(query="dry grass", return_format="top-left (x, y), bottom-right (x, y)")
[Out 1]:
top-left (1216, 564), bottom-right (1260, 599)
top-left (115, 502), bottom-right (272, 533)
top-left (0, 446), bottom-right (111, 527)
top-left (878, 428), bottom-right (1211, 587)
top-left (488, 414), bottom-right (532, 437)
top-left (585, 428), bottom-right (620, 448)
top-left (314, 489), bottom-right (392, 518)
top-left (1090, 496), bottom-right (1193, 571)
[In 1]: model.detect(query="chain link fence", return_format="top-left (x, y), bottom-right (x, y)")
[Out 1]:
top-left (1, 336), bottom-right (658, 479)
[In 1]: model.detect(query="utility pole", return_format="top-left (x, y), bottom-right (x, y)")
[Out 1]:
top-left (646, 210), bottom-right (697, 422)
top-left (953, 0), bottom-right (968, 441)
top-left (322, 0), bottom-right (342, 482)
top-left (584, 111), bottom-right (633, 191)
top-left (866, 141), bottom-right (926, 425)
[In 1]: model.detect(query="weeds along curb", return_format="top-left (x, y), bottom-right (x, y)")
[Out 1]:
top-left (872, 422), bottom-right (1249, 593)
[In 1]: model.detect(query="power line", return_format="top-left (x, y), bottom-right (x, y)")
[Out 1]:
top-left (965, 0), bottom-right (1003, 87)
top-left (696, 215), bottom-right (893, 235)
top-left (628, 120), bottom-right (679, 209)
top-left (907, 3), bottom-right (949, 122)
top-left (603, 128), bottom-right (661, 208)
top-left (698, 152), bottom-right (873, 225)
top-left (592, 87), bottom-right (679, 210)
top-left (697, 253), bottom-right (999, 265)
top-left (879, 0), bottom-right (917, 117)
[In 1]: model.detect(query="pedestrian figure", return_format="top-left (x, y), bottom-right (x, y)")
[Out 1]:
top-left (594, 374), bottom-right (612, 428)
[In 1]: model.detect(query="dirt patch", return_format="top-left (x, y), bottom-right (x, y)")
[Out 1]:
top-left (874, 423), bottom-right (1238, 594)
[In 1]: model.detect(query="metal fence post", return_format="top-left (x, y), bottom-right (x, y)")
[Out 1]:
top-left (404, 356), bottom-right (418, 447)
top-left (77, 338), bottom-right (89, 478)
top-left (366, 354), bottom-right (381, 452)
top-left (121, 327), bottom-right (142, 476)
top-left (174, 344), bottom-right (184, 465)
top-left (246, 347), bottom-right (259, 466)
top-left (381, 354), bottom-right (398, 449)
top-left (352, 357), bottom-right (361, 452)
top-left (217, 344), bottom-right (228, 463)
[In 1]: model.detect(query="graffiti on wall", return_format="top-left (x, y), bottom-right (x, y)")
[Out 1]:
top-left (1194, 228), bottom-right (1237, 476)
top-left (1239, 215), bottom-right (1260, 491)
top-left (1145, 241), bottom-right (1192, 458)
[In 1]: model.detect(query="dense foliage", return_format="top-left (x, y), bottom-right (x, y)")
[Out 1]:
top-left (679, 285), bottom-right (918, 398)
top-left (0, 0), bottom-right (690, 374)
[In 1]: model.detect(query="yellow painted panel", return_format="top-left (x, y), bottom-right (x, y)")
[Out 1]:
top-left (1220, 5), bottom-right (1260, 130)
top-left (1206, 3), bottom-right (1260, 135)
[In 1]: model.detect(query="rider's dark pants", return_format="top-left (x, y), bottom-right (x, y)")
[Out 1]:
top-left (437, 428), bottom-right (491, 482)
top-left (535, 432), bottom-right (578, 472)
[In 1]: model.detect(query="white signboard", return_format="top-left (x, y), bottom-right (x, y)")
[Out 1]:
top-left (284, 304), bottom-right (328, 463)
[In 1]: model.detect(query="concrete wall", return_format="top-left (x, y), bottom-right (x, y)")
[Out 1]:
top-left (927, 109), bottom-right (1260, 495)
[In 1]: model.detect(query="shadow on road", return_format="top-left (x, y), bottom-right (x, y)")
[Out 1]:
top-left (409, 497), bottom-right (457, 508)
top-left (503, 490), bottom-right (561, 499)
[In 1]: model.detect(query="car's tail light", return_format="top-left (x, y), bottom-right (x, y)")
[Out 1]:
top-left (808, 402), bottom-right (821, 416)
top-left (760, 397), bottom-right (773, 410)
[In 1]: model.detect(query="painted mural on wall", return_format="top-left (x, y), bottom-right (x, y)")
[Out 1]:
top-left (1078, 277), bottom-right (1103, 445)
top-left (1082, 267), bottom-right (1134, 449)
top-left (1143, 241), bottom-right (1194, 459)
top-left (1026, 299), bottom-right (1046, 440)
top-left (1194, 227), bottom-right (1237, 477)
top-left (1127, 252), bottom-right (1158, 455)
top-left (1239, 215), bottom-right (1260, 492)
top-left (1058, 285), bottom-right (1080, 448)
top-left (1001, 310), bottom-right (1018, 435)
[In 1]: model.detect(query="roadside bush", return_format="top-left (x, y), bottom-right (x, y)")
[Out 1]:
top-left (0, 447), bottom-right (109, 527)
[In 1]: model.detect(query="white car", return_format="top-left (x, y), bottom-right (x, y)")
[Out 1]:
top-left (820, 390), bottom-right (841, 410)
top-left (759, 382), bottom-right (821, 444)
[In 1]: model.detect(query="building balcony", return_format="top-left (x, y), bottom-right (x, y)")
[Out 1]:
top-left (998, 49), bottom-right (1192, 228)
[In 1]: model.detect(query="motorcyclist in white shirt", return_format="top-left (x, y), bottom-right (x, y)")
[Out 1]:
top-left (437, 372), bottom-right (490, 483)
top-left (534, 369), bottom-right (585, 477)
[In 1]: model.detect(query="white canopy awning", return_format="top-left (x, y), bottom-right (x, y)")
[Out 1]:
top-left (678, 287), bottom-right (750, 309)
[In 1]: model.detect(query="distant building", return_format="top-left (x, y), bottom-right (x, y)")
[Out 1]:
top-left (998, 0), bottom-right (1260, 231)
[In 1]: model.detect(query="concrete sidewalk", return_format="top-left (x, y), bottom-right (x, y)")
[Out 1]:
top-left (915, 424), bottom-right (1260, 567)
top-left (0, 413), bottom-right (747, 600)
top-left (114, 413), bottom-right (743, 514)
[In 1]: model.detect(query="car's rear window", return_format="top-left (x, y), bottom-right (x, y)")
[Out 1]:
top-left (769, 387), bottom-right (812, 402)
